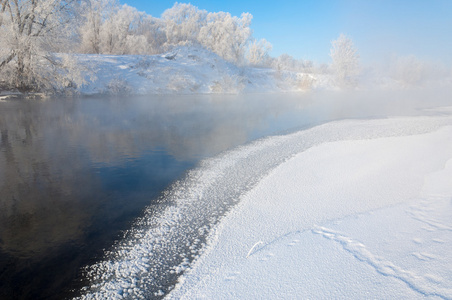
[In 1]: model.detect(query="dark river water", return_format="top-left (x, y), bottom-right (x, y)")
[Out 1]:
top-left (0, 90), bottom-right (450, 299)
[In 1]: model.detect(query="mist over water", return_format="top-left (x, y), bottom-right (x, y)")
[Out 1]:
top-left (1, 89), bottom-right (451, 299)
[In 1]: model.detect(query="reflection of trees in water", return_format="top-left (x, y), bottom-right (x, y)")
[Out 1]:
top-left (0, 100), bottom-right (107, 299)
top-left (0, 102), bottom-right (95, 258)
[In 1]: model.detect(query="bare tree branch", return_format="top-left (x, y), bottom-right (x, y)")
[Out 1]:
top-left (0, 51), bottom-right (16, 70)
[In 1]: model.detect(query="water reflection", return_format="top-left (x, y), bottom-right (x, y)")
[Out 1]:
top-left (1, 101), bottom-right (97, 258)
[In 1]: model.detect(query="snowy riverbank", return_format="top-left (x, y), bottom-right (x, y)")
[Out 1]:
top-left (167, 111), bottom-right (452, 299)
top-left (67, 46), bottom-right (452, 96)
top-left (2, 46), bottom-right (450, 97)
top-left (76, 46), bottom-right (321, 95)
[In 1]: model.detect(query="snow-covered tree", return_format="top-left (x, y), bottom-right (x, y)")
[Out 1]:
top-left (247, 38), bottom-right (272, 66)
top-left (161, 2), bottom-right (206, 47)
top-left (198, 11), bottom-right (252, 64)
top-left (79, 0), bottom-right (151, 55)
top-left (0, 0), bottom-right (85, 92)
top-left (272, 54), bottom-right (297, 71)
top-left (78, 2), bottom-right (256, 63)
top-left (384, 54), bottom-right (451, 87)
top-left (79, 0), bottom-right (116, 54)
top-left (330, 33), bottom-right (360, 88)
top-left (132, 15), bottom-right (166, 54)
top-left (99, 4), bottom-right (147, 54)
top-left (270, 53), bottom-right (313, 73)
top-left (160, 3), bottom-right (254, 64)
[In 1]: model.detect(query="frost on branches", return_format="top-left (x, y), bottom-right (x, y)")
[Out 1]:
top-left (246, 38), bottom-right (272, 67)
top-left (0, 0), bottom-right (87, 92)
top-left (78, 2), bottom-right (256, 65)
top-left (162, 3), bottom-right (253, 65)
top-left (330, 34), bottom-right (360, 88)
top-left (78, 0), bottom-right (161, 55)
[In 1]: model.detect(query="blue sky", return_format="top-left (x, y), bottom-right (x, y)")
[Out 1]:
top-left (121, 0), bottom-right (452, 64)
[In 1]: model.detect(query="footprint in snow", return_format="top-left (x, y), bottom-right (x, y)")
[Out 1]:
top-left (225, 271), bottom-right (241, 281)
top-left (258, 252), bottom-right (275, 262)
top-left (425, 273), bottom-right (444, 284)
top-left (412, 238), bottom-right (423, 245)
top-left (287, 239), bottom-right (300, 247)
top-left (432, 238), bottom-right (445, 244)
top-left (411, 252), bottom-right (437, 261)
top-left (421, 225), bottom-right (436, 232)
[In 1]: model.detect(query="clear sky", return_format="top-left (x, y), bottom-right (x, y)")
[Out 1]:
top-left (121, 0), bottom-right (452, 65)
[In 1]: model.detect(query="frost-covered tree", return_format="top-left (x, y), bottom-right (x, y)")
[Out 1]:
top-left (161, 2), bottom-right (206, 47)
top-left (0, 0), bottom-right (85, 92)
top-left (79, 0), bottom-right (151, 55)
top-left (247, 38), bottom-right (272, 66)
top-left (132, 14), bottom-right (166, 54)
top-left (78, 0), bottom-right (115, 54)
top-left (100, 4), bottom-right (148, 54)
top-left (386, 54), bottom-right (448, 86)
top-left (270, 53), bottom-right (313, 73)
top-left (160, 3), bottom-right (254, 64)
top-left (330, 33), bottom-right (360, 87)
top-left (272, 54), bottom-right (298, 71)
top-left (198, 11), bottom-right (252, 64)
top-left (79, 2), bottom-right (256, 63)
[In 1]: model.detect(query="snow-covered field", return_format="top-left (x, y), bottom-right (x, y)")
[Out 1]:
top-left (167, 111), bottom-right (452, 299)
top-left (78, 105), bottom-right (452, 299)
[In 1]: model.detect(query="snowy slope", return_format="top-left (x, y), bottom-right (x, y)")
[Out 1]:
top-left (76, 46), bottom-right (318, 95)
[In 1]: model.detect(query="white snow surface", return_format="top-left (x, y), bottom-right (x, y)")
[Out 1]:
top-left (76, 46), bottom-right (322, 95)
top-left (167, 110), bottom-right (452, 299)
